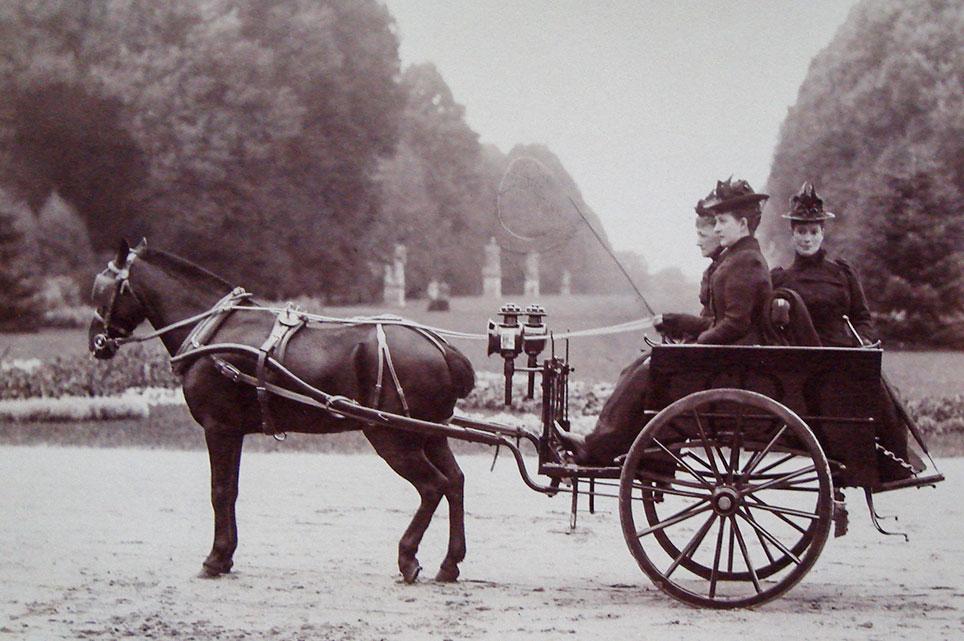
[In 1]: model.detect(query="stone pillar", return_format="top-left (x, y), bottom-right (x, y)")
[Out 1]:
top-left (482, 237), bottom-right (502, 298)
top-left (523, 251), bottom-right (540, 297)
top-left (560, 269), bottom-right (571, 296)
top-left (383, 243), bottom-right (406, 306)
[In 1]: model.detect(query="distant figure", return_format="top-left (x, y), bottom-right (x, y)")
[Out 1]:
top-left (523, 251), bottom-right (540, 297)
top-left (383, 243), bottom-right (407, 306)
top-left (427, 279), bottom-right (450, 312)
top-left (482, 237), bottom-right (502, 298)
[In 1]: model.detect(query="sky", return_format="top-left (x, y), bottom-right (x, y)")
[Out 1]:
top-left (382, 0), bottom-right (860, 278)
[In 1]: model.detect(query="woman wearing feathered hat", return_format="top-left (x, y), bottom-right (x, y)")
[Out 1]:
top-left (771, 182), bottom-right (877, 347)
top-left (566, 178), bottom-right (773, 466)
top-left (772, 183), bottom-right (928, 481)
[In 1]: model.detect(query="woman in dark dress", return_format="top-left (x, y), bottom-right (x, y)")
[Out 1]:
top-left (770, 183), bottom-right (876, 347)
top-left (771, 183), bottom-right (923, 482)
top-left (568, 178), bottom-right (772, 465)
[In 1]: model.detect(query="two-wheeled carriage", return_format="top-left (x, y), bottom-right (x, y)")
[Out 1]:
top-left (447, 307), bottom-right (944, 608)
top-left (89, 243), bottom-right (943, 609)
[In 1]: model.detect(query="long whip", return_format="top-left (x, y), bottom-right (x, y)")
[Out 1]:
top-left (567, 197), bottom-right (655, 317)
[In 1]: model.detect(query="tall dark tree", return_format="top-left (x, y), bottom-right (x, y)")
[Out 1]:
top-left (0, 204), bottom-right (41, 330)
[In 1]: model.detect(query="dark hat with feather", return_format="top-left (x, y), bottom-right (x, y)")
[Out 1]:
top-left (694, 187), bottom-right (716, 217)
top-left (783, 182), bottom-right (835, 221)
top-left (700, 177), bottom-right (769, 214)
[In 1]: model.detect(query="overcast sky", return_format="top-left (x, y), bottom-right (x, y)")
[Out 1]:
top-left (383, 0), bottom-right (860, 278)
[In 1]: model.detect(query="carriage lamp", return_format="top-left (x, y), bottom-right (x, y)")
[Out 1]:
top-left (487, 303), bottom-right (524, 405)
top-left (523, 304), bottom-right (547, 399)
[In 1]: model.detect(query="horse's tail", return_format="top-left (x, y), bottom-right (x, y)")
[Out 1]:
top-left (442, 344), bottom-right (475, 398)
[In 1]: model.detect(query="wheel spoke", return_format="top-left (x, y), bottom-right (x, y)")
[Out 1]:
top-left (629, 479), bottom-right (711, 501)
top-left (709, 516), bottom-right (726, 598)
top-left (692, 410), bottom-right (724, 484)
top-left (742, 423), bottom-right (789, 477)
top-left (742, 508), bottom-right (777, 565)
top-left (736, 510), bottom-right (803, 565)
top-left (731, 516), bottom-right (762, 593)
top-left (752, 452), bottom-right (795, 476)
top-left (746, 501), bottom-right (821, 522)
top-left (665, 513), bottom-right (717, 578)
top-left (652, 438), bottom-right (714, 489)
top-left (727, 516), bottom-right (736, 573)
top-left (745, 494), bottom-right (809, 535)
top-left (636, 501), bottom-right (712, 538)
top-left (727, 407), bottom-right (744, 482)
top-left (746, 465), bottom-right (817, 494)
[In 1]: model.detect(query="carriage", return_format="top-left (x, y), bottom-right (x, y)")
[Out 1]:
top-left (90, 241), bottom-right (944, 609)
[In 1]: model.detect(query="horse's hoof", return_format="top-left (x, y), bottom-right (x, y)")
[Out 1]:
top-left (201, 558), bottom-right (232, 577)
top-left (401, 562), bottom-right (422, 584)
top-left (435, 565), bottom-right (460, 583)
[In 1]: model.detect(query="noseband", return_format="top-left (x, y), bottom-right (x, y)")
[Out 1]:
top-left (91, 250), bottom-right (140, 354)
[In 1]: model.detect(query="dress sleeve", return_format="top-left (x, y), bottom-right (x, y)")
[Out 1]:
top-left (698, 254), bottom-right (769, 345)
top-left (837, 259), bottom-right (878, 344)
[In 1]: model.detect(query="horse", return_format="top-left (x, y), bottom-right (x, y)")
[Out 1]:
top-left (88, 239), bottom-right (476, 583)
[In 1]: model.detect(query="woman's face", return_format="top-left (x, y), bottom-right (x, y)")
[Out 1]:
top-left (696, 221), bottom-right (721, 257)
top-left (792, 222), bottom-right (824, 256)
top-left (713, 212), bottom-right (749, 248)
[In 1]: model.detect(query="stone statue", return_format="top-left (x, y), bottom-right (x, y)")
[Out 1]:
top-left (523, 251), bottom-right (540, 297)
top-left (482, 237), bottom-right (502, 298)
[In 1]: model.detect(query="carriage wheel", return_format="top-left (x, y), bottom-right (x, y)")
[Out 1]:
top-left (618, 388), bottom-right (833, 608)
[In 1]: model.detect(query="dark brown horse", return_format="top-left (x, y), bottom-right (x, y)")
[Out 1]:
top-left (88, 239), bottom-right (475, 583)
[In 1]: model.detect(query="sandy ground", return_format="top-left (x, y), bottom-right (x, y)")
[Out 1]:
top-left (1, 446), bottom-right (961, 641)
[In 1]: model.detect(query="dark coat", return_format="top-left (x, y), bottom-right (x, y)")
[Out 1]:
top-left (664, 247), bottom-right (723, 340)
top-left (771, 249), bottom-right (877, 347)
top-left (697, 236), bottom-right (772, 345)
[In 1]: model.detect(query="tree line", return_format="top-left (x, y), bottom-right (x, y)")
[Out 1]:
top-left (0, 0), bottom-right (630, 322)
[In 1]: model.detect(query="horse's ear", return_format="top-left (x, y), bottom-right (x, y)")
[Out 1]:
top-left (115, 239), bottom-right (130, 265)
top-left (133, 237), bottom-right (147, 252)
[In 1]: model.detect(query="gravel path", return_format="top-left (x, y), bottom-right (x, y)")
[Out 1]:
top-left (1, 446), bottom-right (961, 640)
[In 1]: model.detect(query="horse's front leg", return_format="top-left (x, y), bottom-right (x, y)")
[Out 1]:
top-left (201, 428), bottom-right (244, 577)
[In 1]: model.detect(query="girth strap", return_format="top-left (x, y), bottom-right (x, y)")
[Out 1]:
top-left (256, 305), bottom-right (307, 435)
top-left (371, 323), bottom-right (411, 416)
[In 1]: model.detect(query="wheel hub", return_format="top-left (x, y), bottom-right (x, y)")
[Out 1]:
top-left (711, 487), bottom-right (742, 516)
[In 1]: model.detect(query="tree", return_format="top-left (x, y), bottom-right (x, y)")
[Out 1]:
top-left (0, 202), bottom-right (41, 331)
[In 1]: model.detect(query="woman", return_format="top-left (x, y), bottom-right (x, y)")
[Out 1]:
top-left (771, 182), bottom-right (876, 347)
top-left (772, 183), bottom-right (923, 482)
top-left (569, 178), bottom-right (771, 465)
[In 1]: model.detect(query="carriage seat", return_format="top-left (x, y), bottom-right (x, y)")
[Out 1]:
top-left (763, 288), bottom-right (821, 347)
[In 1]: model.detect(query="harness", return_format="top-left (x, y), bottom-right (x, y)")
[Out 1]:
top-left (93, 251), bottom-right (445, 438)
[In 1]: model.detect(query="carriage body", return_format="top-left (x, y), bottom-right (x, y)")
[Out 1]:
top-left (646, 344), bottom-right (883, 490)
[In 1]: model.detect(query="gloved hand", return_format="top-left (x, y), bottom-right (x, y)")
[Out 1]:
top-left (655, 313), bottom-right (684, 336)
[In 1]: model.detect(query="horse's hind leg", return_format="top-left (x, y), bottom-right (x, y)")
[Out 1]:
top-left (364, 427), bottom-right (447, 584)
top-left (201, 428), bottom-right (244, 577)
top-left (424, 436), bottom-right (465, 582)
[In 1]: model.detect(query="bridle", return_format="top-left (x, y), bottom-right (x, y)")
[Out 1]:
top-left (91, 249), bottom-right (142, 355)
top-left (90, 249), bottom-right (253, 358)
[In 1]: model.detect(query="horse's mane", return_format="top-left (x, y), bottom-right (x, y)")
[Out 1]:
top-left (140, 247), bottom-right (235, 292)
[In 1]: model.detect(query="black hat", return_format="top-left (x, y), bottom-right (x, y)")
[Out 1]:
top-left (783, 182), bottom-right (836, 221)
top-left (701, 177), bottom-right (769, 214)
top-left (694, 187), bottom-right (716, 217)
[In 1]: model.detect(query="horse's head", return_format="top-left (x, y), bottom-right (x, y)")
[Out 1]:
top-left (88, 238), bottom-right (148, 359)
